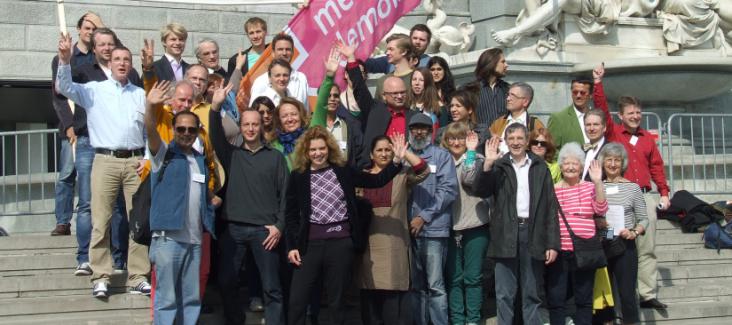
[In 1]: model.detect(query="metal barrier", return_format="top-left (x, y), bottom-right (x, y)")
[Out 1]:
top-left (0, 129), bottom-right (60, 216)
top-left (666, 113), bottom-right (732, 195)
top-left (532, 111), bottom-right (664, 153)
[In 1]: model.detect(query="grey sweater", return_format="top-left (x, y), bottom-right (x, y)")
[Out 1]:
top-left (209, 110), bottom-right (289, 231)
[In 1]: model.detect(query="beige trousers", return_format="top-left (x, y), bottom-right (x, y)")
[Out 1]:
top-left (637, 193), bottom-right (659, 300)
top-left (89, 154), bottom-right (149, 286)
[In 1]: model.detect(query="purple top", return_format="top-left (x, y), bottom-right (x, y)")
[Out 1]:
top-left (310, 167), bottom-right (348, 224)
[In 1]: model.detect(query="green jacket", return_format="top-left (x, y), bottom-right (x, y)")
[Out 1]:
top-left (548, 105), bottom-right (585, 149)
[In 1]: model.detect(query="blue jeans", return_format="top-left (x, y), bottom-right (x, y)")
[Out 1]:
top-left (54, 138), bottom-right (76, 226)
top-left (150, 236), bottom-right (201, 325)
top-left (73, 136), bottom-right (128, 266)
top-left (411, 237), bottom-right (449, 325)
top-left (217, 223), bottom-right (284, 325)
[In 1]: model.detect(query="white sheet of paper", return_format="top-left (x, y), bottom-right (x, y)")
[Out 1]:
top-left (606, 205), bottom-right (625, 236)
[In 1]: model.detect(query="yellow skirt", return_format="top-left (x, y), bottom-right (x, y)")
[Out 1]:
top-left (593, 267), bottom-right (615, 311)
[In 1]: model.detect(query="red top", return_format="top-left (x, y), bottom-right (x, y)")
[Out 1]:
top-left (386, 106), bottom-right (406, 138)
top-left (593, 82), bottom-right (670, 196)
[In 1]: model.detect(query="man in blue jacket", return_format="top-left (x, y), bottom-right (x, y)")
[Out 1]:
top-left (144, 81), bottom-right (218, 323)
top-left (408, 114), bottom-right (458, 325)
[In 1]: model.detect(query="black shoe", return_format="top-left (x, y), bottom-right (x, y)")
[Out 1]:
top-left (640, 298), bottom-right (667, 309)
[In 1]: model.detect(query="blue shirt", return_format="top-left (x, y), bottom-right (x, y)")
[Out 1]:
top-left (56, 64), bottom-right (146, 150)
top-left (409, 144), bottom-right (459, 238)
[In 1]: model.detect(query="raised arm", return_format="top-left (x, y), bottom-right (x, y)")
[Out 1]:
top-left (311, 46), bottom-right (339, 128)
top-left (209, 82), bottom-right (236, 165)
top-left (592, 62), bottom-right (616, 138)
top-left (338, 42), bottom-right (374, 120)
top-left (141, 39), bottom-right (157, 94)
top-left (228, 50), bottom-right (246, 93)
top-left (55, 33), bottom-right (92, 108)
top-left (145, 81), bottom-right (172, 156)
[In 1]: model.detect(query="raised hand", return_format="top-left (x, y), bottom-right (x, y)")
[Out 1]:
top-left (211, 82), bottom-right (234, 111)
top-left (324, 45), bottom-right (341, 77)
top-left (390, 132), bottom-right (407, 163)
top-left (588, 159), bottom-right (603, 183)
top-left (58, 33), bottom-right (73, 65)
top-left (466, 131), bottom-right (479, 151)
top-left (146, 80), bottom-right (171, 106)
top-left (141, 39), bottom-right (154, 71)
top-left (484, 137), bottom-right (503, 162)
top-left (235, 48), bottom-right (245, 70)
top-left (593, 62), bottom-right (605, 83)
top-left (335, 41), bottom-right (357, 61)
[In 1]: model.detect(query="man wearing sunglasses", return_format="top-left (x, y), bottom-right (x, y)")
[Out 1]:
top-left (144, 81), bottom-right (218, 323)
top-left (548, 79), bottom-right (594, 149)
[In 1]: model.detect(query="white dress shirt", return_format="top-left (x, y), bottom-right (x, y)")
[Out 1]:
top-left (574, 106), bottom-right (590, 143)
top-left (511, 154), bottom-right (532, 219)
top-left (250, 70), bottom-right (310, 107)
top-left (56, 64), bottom-right (146, 150)
top-left (582, 137), bottom-right (605, 179)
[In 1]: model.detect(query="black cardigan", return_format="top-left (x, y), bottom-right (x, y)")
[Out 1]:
top-left (285, 163), bottom-right (401, 254)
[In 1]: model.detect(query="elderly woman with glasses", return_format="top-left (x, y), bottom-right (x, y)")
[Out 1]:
top-left (597, 142), bottom-right (648, 324)
top-left (528, 128), bottom-right (561, 183)
top-left (547, 142), bottom-right (607, 325)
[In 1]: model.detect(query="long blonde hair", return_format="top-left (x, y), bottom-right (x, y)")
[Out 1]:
top-left (291, 126), bottom-right (346, 172)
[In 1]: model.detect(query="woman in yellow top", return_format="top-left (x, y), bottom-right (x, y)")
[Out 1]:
top-left (528, 128), bottom-right (561, 183)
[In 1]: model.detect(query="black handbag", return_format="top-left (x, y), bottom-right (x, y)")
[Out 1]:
top-left (558, 206), bottom-right (607, 271)
top-left (602, 237), bottom-right (626, 259)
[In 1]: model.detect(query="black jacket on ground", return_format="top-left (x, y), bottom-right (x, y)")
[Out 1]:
top-left (474, 152), bottom-right (560, 260)
top-left (285, 163), bottom-right (401, 254)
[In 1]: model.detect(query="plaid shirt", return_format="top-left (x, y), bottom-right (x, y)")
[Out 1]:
top-left (310, 167), bottom-right (348, 224)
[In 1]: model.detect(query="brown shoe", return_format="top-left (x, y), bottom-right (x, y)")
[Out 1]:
top-left (51, 224), bottom-right (71, 236)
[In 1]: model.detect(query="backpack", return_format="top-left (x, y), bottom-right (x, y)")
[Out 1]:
top-left (703, 221), bottom-right (732, 251)
top-left (129, 151), bottom-right (174, 246)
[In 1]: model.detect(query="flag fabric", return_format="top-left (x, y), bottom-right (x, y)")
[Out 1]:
top-left (236, 0), bottom-right (422, 111)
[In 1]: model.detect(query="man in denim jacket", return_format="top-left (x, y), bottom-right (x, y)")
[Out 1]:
top-left (407, 114), bottom-right (459, 325)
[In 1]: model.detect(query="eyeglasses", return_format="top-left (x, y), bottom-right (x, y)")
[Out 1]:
top-left (530, 140), bottom-right (548, 147)
top-left (446, 137), bottom-right (466, 143)
top-left (384, 91), bottom-right (407, 97)
top-left (175, 126), bottom-right (199, 135)
top-left (572, 90), bottom-right (588, 96)
top-left (329, 93), bottom-right (341, 98)
top-left (508, 92), bottom-right (525, 100)
top-left (258, 109), bottom-right (273, 115)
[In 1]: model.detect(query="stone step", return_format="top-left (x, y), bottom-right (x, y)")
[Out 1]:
top-left (0, 309), bottom-right (151, 324)
top-left (641, 316), bottom-right (732, 325)
top-left (0, 294), bottom-right (149, 317)
top-left (639, 301), bottom-right (732, 323)
top-left (656, 248), bottom-right (732, 265)
top-left (658, 282), bottom-right (732, 302)
top-left (0, 273), bottom-right (131, 299)
top-left (0, 234), bottom-right (76, 251)
top-left (658, 264), bottom-right (732, 283)
top-left (0, 253), bottom-right (77, 273)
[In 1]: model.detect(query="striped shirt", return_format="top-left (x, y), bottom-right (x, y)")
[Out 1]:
top-left (603, 182), bottom-right (650, 231)
top-left (475, 79), bottom-right (510, 126)
top-left (555, 181), bottom-right (608, 251)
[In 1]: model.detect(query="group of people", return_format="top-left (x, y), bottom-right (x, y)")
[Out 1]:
top-left (50, 9), bottom-right (671, 325)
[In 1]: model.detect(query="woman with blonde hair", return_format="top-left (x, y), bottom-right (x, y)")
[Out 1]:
top-left (285, 126), bottom-right (406, 325)
top-left (529, 127), bottom-right (561, 183)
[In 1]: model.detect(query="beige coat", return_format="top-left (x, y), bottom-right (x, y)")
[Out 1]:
top-left (356, 165), bottom-right (429, 290)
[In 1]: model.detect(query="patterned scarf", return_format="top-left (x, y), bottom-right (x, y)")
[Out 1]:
top-left (277, 127), bottom-right (304, 155)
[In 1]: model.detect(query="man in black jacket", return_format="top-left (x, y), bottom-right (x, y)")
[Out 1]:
top-left (226, 17), bottom-right (268, 80)
top-left (209, 85), bottom-right (288, 325)
top-left (475, 123), bottom-right (560, 325)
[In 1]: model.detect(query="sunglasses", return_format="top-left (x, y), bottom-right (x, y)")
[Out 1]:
top-left (572, 90), bottom-right (588, 96)
top-left (175, 126), bottom-right (199, 135)
top-left (530, 140), bottom-right (547, 147)
top-left (328, 93), bottom-right (341, 98)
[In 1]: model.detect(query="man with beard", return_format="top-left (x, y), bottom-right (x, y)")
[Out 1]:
top-left (407, 114), bottom-right (458, 325)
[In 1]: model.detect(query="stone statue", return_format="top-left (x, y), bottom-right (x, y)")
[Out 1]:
top-left (376, 0), bottom-right (475, 55)
top-left (493, 0), bottom-right (732, 55)
top-left (424, 0), bottom-right (475, 55)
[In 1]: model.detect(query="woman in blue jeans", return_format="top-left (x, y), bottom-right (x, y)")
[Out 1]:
top-left (441, 123), bottom-right (490, 325)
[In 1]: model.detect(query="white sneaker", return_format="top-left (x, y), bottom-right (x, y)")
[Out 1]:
top-left (130, 281), bottom-right (152, 296)
top-left (74, 262), bottom-right (92, 276)
top-left (92, 282), bottom-right (108, 298)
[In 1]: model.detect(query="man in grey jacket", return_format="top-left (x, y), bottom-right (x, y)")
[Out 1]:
top-left (475, 123), bottom-right (560, 325)
top-left (408, 114), bottom-right (459, 325)
top-left (209, 85), bottom-right (288, 325)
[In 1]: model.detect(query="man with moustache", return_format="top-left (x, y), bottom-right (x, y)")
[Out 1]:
top-left (407, 114), bottom-right (458, 325)
top-left (548, 79), bottom-right (594, 149)
top-left (209, 85), bottom-right (289, 325)
top-left (55, 34), bottom-right (150, 298)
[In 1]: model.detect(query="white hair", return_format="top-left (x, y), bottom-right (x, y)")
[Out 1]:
top-left (557, 142), bottom-right (586, 167)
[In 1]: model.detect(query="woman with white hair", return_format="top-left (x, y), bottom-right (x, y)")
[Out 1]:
top-left (547, 142), bottom-right (608, 325)
top-left (597, 142), bottom-right (648, 324)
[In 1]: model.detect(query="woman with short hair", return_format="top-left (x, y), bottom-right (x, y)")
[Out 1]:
top-left (547, 142), bottom-right (608, 325)
top-left (529, 127), bottom-right (561, 183)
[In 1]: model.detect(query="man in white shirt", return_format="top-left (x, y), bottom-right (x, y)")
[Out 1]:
top-left (55, 34), bottom-right (151, 298)
top-left (582, 109), bottom-right (608, 181)
top-left (249, 33), bottom-right (309, 107)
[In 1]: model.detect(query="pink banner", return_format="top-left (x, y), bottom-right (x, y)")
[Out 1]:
top-left (285, 0), bottom-right (422, 94)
